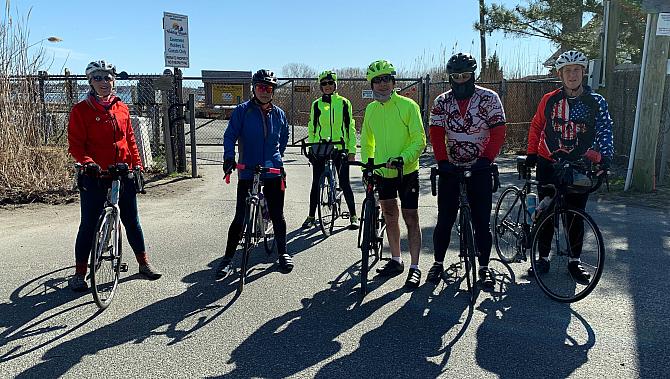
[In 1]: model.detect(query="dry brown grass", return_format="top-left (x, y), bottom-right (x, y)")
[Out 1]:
top-left (0, 1), bottom-right (73, 204)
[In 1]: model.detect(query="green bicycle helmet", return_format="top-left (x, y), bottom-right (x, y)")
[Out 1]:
top-left (318, 70), bottom-right (337, 83)
top-left (366, 59), bottom-right (396, 82)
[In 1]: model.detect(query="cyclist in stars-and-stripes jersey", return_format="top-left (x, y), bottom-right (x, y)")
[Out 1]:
top-left (526, 50), bottom-right (614, 283)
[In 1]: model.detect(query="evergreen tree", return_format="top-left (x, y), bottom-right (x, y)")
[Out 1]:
top-left (476, 0), bottom-right (644, 64)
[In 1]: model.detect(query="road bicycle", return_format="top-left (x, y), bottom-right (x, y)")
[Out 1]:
top-left (493, 156), bottom-right (606, 302)
top-left (225, 164), bottom-right (278, 292)
top-left (301, 139), bottom-right (348, 236)
top-left (77, 163), bottom-right (143, 309)
top-left (430, 164), bottom-right (494, 304)
top-left (347, 158), bottom-right (402, 295)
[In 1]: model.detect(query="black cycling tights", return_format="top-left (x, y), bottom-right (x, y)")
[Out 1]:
top-left (308, 154), bottom-right (356, 218)
top-left (433, 170), bottom-right (493, 266)
top-left (224, 177), bottom-right (287, 258)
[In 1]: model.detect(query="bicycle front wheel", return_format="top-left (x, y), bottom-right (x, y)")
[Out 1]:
top-left (317, 172), bottom-right (334, 237)
top-left (90, 209), bottom-right (122, 309)
top-left (530, 207), bottom-right (605, 302)
top-left (360, 199), bottom-right (375, 295)
top-left (460, 208), bottom-right (478, 304)
top-left (494, 186), bottom-right (527, 263)
top-left (240, 204), bottom-right (256, 292)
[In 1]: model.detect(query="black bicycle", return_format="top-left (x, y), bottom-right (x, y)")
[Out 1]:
top-left (493, 156), bottom-right (606, 302)
top-left (347, 158), bottom-right (403, 295)
top-left (225, 163), bottom-right (278, 292)
top-left (301, 138), bottom-right (348, 236)
top-left (430, 165), bottom-right (493, 304)
top-left (76, 163), bottom-right (142, 309)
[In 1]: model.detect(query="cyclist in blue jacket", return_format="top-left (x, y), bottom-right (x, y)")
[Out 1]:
top-left (216, 69), bottom-right (292, 278)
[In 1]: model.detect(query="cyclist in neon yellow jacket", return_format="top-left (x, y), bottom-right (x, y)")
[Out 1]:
top-left (303, 70), bottom-right (359, 230)
top-left (361, 59), bottom-right (426, 289)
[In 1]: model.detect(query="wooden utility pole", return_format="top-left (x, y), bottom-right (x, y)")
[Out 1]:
top-left (479, 0), bottom-right (487, 77)
top-left (627, 12), bottom-right (670, 192)
top-left (603, 0), bottom-right (621, 99)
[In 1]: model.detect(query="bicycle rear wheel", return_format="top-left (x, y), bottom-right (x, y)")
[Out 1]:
top-left (317, 172), bottom-right (334, 237)
top-left (460, 209), bottom-right (478, 304)
top-left (373, 203), bottom-right (385, 260)
top-left (262, 210), bottom-right (275, 255)
top-left (90, 209), bottom-right (122, 309)
top-left (530, 207), bottom-right (605, 303)
top-left (240, 205), bottom-right (256, 292)
top-left (494, 186), bottom-right (527, 263)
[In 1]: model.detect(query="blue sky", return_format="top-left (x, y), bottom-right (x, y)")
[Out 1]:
top-left (12, 0), bottom-right (556, 77)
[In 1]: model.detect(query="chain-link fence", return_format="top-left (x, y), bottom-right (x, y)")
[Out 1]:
top-left (32, 70), bottom-right (655, 171)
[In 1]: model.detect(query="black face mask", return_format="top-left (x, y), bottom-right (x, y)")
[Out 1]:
top-left (449, 76), bottom-right (476, 100)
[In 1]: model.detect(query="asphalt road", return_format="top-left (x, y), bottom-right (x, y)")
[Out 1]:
top-left (1, 148), bottom-right (668, 378)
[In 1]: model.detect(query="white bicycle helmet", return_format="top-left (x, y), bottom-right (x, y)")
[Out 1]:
top-left (85, 60), bottom-right (116, 79)
top-left (555, 50), bottom-right (588, 71)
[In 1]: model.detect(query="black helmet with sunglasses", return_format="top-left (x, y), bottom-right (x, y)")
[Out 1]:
top-left (447, 53), bottom-right (477, 75)
top-left (252, 69), bottom-right (278, 87)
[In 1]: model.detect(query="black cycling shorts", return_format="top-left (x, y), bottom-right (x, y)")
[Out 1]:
top-left (376, 170), bottom-right (420, 210)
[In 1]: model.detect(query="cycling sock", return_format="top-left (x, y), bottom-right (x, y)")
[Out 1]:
top-left (569, 258), bottom-right (581, 263)
top-left (541, 256), bottom-right (550, 261)
top-left (434, 261), bottom-right (443, 266)
top-left (392, 256), bottom-right (402, 264)
top-left (135, 252), bottom-right (149, 265)
top-left (410, 264), bottom-right (419, 270)
top-left (479, 265), bottom-right (488, 271)
top-left (75, 262), bottom-right (87, 276)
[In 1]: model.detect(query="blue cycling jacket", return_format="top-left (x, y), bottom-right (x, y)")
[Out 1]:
top-left (223, 99), bottom-right (289, 180)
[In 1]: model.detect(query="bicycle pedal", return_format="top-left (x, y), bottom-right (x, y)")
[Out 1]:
top-left (341, 211), bottom-right (350, 219)
top-left (119, 263), bottom-right (128, 272)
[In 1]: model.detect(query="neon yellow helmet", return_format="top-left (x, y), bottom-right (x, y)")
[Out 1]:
top-left (366, 59), bottom-right (396, 82)
top-left (318, 70), bottom-right (337, 83)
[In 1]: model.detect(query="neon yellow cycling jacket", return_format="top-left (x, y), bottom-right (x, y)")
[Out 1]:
top-left (307, 93), bottom-right (356, 153)
top-left (361, 91), bottom-right (426, 178)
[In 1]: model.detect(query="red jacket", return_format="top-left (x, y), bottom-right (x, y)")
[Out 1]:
top-left (68, 95), bottom-right (143, 170)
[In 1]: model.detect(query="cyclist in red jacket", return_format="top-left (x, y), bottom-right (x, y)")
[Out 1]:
top-left (67, 60), bottom-right (161, 292)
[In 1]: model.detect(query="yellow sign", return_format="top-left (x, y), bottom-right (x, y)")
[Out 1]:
top-left (212, 84), bottom-right (244, 105)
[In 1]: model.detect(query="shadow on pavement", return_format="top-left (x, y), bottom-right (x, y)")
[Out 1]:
top-left (0, 267), bottom-right (100, 363)
top-left (475, 260), bottom-right (595, 378)
top-left (14, 259), bottom-right (253, 378)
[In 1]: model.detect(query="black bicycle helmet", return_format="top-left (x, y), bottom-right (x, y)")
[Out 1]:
top-left (447, 53), bottom-right (478, 74)
top-left (252, 69), bottom-right (278, 87)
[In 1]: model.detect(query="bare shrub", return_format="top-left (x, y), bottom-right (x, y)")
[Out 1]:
top-left (0, 1), bottom-right (71, 203)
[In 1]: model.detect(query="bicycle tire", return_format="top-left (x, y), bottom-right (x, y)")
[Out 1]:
top-left (90, 209), bottom-right (122, 309)
top-left (317, 172), bottom-right (334, 237)
top-left (460, 208), bottom-right (478, 304)
top-left (240, 204), bottom-right (256, 292)
top-left (373, 203), bottom-right (385, 260)
top-left (262, 204), bottom-right (275, 255)
top-left (530, 207), bottom-right (605, 303)
top-left (360, 199), bottom-right (375, 295)
top-left (493, 186), bottom-right (527, 263)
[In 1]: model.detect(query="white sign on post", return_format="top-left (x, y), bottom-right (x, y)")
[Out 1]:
top-left (163, 12), bottom-right (189, 68)
top-left (657, 13), bottom-right (670, 36)
top-left (362, 90), bottom-right (373, 99)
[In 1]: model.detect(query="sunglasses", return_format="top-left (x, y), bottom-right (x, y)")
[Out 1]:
top-left (320, 80), bottom-right (336, 86)
top-left (255, 84), bottom-right (274, 93)
top-left (449, 72), bottom-right (473, 80)
top-left (91, 75), bottom-right (114, 82)
top-left (371, 75), bottom-right (394, 84)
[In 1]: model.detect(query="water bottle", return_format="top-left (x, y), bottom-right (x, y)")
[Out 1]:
top-left (526, 193), bottom-right (538, 220)
top-left (533, 196), bottom-right (552, 222)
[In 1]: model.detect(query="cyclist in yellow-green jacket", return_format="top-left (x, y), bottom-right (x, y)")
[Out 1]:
top-left (303, 70), bottom-right (359, 230)
top-left (361, 59), bottom-right (426, 289)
